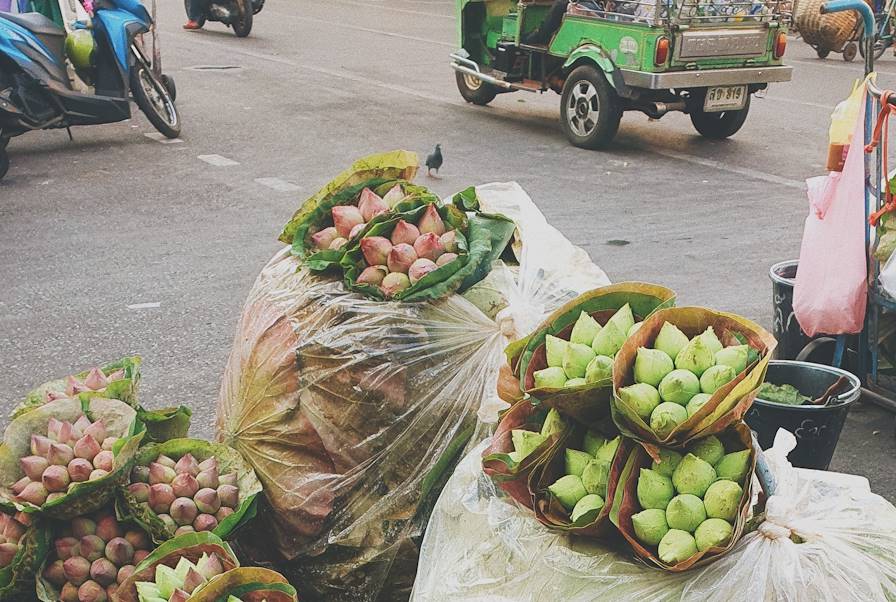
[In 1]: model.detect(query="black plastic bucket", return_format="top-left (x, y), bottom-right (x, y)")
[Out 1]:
top-left (746, 360), bottom-right (861, 470)
top-left (769, 260), bottom-right (814, 360)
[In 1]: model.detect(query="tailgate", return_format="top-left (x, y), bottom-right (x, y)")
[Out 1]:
top-left (675, 28), bottom-right (769, 60)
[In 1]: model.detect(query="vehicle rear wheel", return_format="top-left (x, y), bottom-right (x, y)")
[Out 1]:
top-left (690, 94), bottom-right (751, 140)
top-left (559, 65), bottom-right (622, 150)
top-left (232, 1), bottom-right (253, 37)
top-left (455, 71), bottom-right (498, 106)
top-left (0, 150), bottom-right (9, 181)
top-left (131, 60), bottom-right (181, 139)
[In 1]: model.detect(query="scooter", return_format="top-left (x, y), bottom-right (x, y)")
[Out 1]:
top-left (186, 0), bottom-right (263, 38)
top-left (0, 0), bottom-right (180, 180)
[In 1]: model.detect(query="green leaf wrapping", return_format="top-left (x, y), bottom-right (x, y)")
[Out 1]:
top-left (118, 439), bottom-right (262, 543)
top-left (0, 513), bottom-right (50, 599)
top-left (188, 567), bottom-right (297, 602)
top-left (0, 398), bottom-right (143, 519)
top-left (136, 405), bottom-right (193, 444)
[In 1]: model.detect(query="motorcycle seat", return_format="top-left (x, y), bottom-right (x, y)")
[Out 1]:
top-left (0, 11), bottom-right (65, 38)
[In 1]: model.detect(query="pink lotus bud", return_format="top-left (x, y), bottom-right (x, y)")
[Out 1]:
top-left (358, 188), bottom-right (389, 221)
top-left (148, 462), bottom-right (176, 485)
top-left (196, 466), bottom-right (219, 490)
top-left (155, 455), bottom-right (177, 469)
top-left (13, 512), bottom-right (30, 527)
top-left (79, 535), bottom-right (104, 562)
top-left (417, 204), bottom-right (446, 235)
top-left (106, 370), bottom-right (125, 381)
top-left (74, 436), bottom-right (101, 462)
top-left (104, 537), bottom-right (134, 565)
top-left (215, 507), bottom-right (234, 522)
top-left (43, 559), bottom-right (66, 586)
top-left (332, 205), bottom-right (365, 237)
top-left (124, 529), bottom-right (150, 551)
top-left (62, 556), bottom-right (90, 586)
top-left (67, 459), bottom-right (91, 483)
top-left (17, 481), bottom-right (47, 505)
top-left (156, 514), bottom-right (176, 533)
top-left (413, 232), bottom-right (445, 261)
top-left (172, 473), bottom-right (200, 498)
top-left (60, 582), bottom-right (79, 602)
top-left (90, 557), bottom-right (117, 586)
top-left (47, 443), bottom-right (74, 467)
top-left (381, 273), bottom-right (411, 298)
top-left (357, 266), bottom-right (388, 286)
top-left (409, 258), bottom-right (438, 284)
top-left (47, 418), bottom-right (63, 442)
top-left (127, 482), bottom-right (150, 502)
top-left (194, 488), bottom-right (221, 514)
top-left (329, 237), bottom-right (348, 250)
top-left (92, 451), bottom-right (114, 473)
top-left (46, 391), bottom-right (68, 402)
top-left (193, 514), bottom-right (218, 532)
top-left (360, 236), bottom-right (392, 266)
top-left (20, 455), bottom-right (49, 481)
top-left (71, 518), bottom-right (96, 538)
top-left (89, 469), bottom-right (108, 481)
top-left (55, 536), bottom-right (80, 560)
top-left (46, 492), bottom-right (65, 503)
top-left (0, 543), bottom-right (17, 568)
top-left (132, 549), bottom-right (150, 564)
top-left (73, 415), bottom-right (92, 433)
top-left (83, 421), bottom-right (107, 443)
top-left (170, 497), bottom-right (198, 526)
top-left (217, 484), bottom-right (239, 508)
top-left (387, 243), bottom-right (417, 274)
top-left (436, 252), bottom-right (458, 267)
top-left (218, 472), bottom-right (238, 487)
top-left (197, 458), bottom-right (218, 472)
top-left (196, 552), bottom-right (224, 580)
top-left (95, 514), bottom-right (122, 542)
top-left (30, 435), bottom-right (51, 457)
top-left (10, 477), bottom-right (30, 496)
top-left (174, 454), bottom-right (200, 476)
top-left (131, 466), bottom-right (150, 483)
top-left (116, 564), bottom-right (135, 585)
top-left (310, 226), bottom-right (339, 250)
top-left (170, 589), bottom-right (190, 602)
top-left (77, 580), bottom-right (106, 602)
top-left (149, 484), bottom-right (175, 514)
top-left (349, 222), bottom-right (367, 239)
top-left (2, 517), bottom-right (24, 542)
top-left (42, 465), bottom-right (71, 493)
top-left (84, 368), bottom-right (108, 391)
top-left (383, 185), bottom-right (405, 207)
top-left (439, 230), bottom-right (459, 252)
top-left (57, 422), bottom-right (73, 445)
top-left (182, 567), bottom-right (206, 594)
top-left (100, 437), bottom-right (117, 451)
top-left (390, 220), bottom-right (420, 245)
top-left (64, 376), bottom-right (80, 397)
top-left (106, 584), bottom-right (119, 600)
top-left (174, 525), bottom-right (195, 537)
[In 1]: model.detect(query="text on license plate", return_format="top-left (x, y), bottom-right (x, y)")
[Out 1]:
top-left (704, 86), bottom-right (747, 112)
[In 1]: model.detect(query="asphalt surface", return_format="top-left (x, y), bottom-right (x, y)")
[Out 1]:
top-left (1, 1), bottom-right (895, 501)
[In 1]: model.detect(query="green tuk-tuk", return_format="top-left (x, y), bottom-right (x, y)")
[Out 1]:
top-left (451, 0), bottom-right (792, 148)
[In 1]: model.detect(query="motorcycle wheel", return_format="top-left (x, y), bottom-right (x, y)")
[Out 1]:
top-left (183, 0), bottom-right (207, 27)
top-left (232, 1), bottom-right (253, 37)
top-left (0, 137), bottom-right (8, 151)
top-left (131, 60), bottom-right (181, 139)
top-left (0, 150), bottom-right (9, 181)
top-left (162, 74), bottom-right (177, 102)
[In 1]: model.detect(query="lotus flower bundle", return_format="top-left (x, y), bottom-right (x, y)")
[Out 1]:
top-left (0, 512), bottom-right (28, 569)
top-left (40, 509), bottom-right (153, 602)
top-left (543, 433), bottom-right (622, 525)
top-left (309, 185), bottom-right (401, 252)
top-left (133, 551), bottom-right (227, 602)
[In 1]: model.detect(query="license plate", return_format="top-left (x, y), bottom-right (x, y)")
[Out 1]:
top-left (704, 86), bottom-right (747, 112)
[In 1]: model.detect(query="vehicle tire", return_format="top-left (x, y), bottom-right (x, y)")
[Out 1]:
top-left (559, 65), bottom-right (622, 150)
top-left (690, 94), bottom-right (751, 140)
top-left (183, 0), bottom-right (207, 26)
top-left (0, 137), bottom-right (8, 151)
top-left (161, 74), bottom-right (177, 102)
top-left (0, 151), bottom-right (9, 181)
top-left (816, 46), bottom-right (830, 59)
top-left (232, 1), bottom-right (253, 37)
top-left (131, 60), bottom-right (181, 139)
top-left (455, 71), bottom-right (498, 106)
top-left (843, 42), bottom-right (858, 62)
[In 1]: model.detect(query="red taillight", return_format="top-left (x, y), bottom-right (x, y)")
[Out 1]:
top-left (654, 37), bottom-right (670, 66)
top-left (773, 31), bottom-right (787, 59)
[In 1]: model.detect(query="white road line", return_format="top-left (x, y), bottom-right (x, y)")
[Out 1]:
top-left (263, 11), bottom-right (455, 48)
top-left (198, 154), bottom-right (240, 166)
top-left (144, 132), bottom-right (184, 144)
top-left (127, 302), bottom-right (161, 310)
top-left (648, 148), bottom-right (806, 189)
top-left (255, 177), bottom-right (301, 192)
top-left (764, 95), bottom-right (834, 110)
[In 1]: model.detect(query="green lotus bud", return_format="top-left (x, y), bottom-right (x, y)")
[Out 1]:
top-left (618, 383), bottom-right (660, 421)
top-left (565, 378), bottom-right (587, 388)
top-left (654, 322), bottom-right (690, 361)
top-left (581, 459), bottom-right (609, 496)
top-left (700, 364), bottom-right (736, 395)
top-left (694, 518), bottom-right (734, 551)
top-left (585, 355), bottom-right (613, 384)
top-left (649, 402), bottom-right (688, 439)
top-left (595, 436), bottom-right (621, 465)
top-left (511, 430), bottom-right (546, 460)
top-left (674, 336), bottom-right (715, 377)
top-left (545, 335), bottom-right (568, 368)
top-left (652, 449), bottom-right (682, 477)
top-left (703, 480), bottom-right (743, 522)
top-left (534, 367), bottom-right (566, 389)
top-left (606, 303), bottom-right (635, 336)
top-left (715, 449), bottom-right (751, 482)
top-left (570, 493), bottom-right (604, 522)
top-left (563, 343), bottom-right (596, 379)
top-left (658, 369), bottom-right (700, 405)
top-left (715, 345), bottom-right (749, 374)
top-left (592, 321), bottom-right (627, 357)
top-left (632, 508), bottom-right (669, 546)
top-left (634, 347), bottom-right (674, 387)
top-left (637, 468), bottom-right (674, 510)
top-left (570, 311), bottom-right (602, 345)
top-left (672, 454), bottom-right (717, 497)
top-left (541, 408), bottom-right (566, 438)
top-left (582, 430), bottom-right (606, 457)
top-left (658, 529), bottom-right (698, 565)
top-left (665, 494), bottom-right (707, 532)
top-left (565, 449), bottom-right (593, 477)
top-left (155, 564), bottom-right (182, 599)
top-left (687, 436), bottom-right (725, 467)
top-left (700, 327), bottom-right (724, 354)
top-left (685, 393), bottom-right (712, 417)
top-left (628, 322), bottom-right (643, 337)
top-left (548, 475), bottom-right (587, 511)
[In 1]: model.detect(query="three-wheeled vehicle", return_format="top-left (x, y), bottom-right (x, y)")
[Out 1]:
top-left (451, 0), bottom-right (793, 148)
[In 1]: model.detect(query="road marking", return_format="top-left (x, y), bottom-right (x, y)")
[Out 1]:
top-left (127, 302), bottom-right (161, 310)
top-left (764, 95), bottom-right (833, 110)
top-left (648, 148), bottom-right (805, 189)
top-left (144, 133), bottom-right (184, 144)
top-left (198, 154), bottom-right (239, 166)
top-left (255, 177), bottom-right (301, 192)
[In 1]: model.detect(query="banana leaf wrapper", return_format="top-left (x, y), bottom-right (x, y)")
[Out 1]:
top-left (11, 356), bottom-right (142, 419)
top-left (114, 531), bottom-right (240, 602)
top-left (612, 306), bottom-right (777, 452)
top-left (0, 397), bottom-right (143, 519)
top-left (0, 512), bottom-right (50, 599)
top-left (531, 428), bottom-right (632, 538)
top-left (340, 203), bottom-right (516, 302)
top-left (118, 438), bottom-right (262, 543)
top-left (136, 405), bottom-right (193, 444)
top-left (481, 400), bottom-right (571, 510)
top-left (506, 283), bottom-right (676, 428)
top-left (190, 567), bottom-right (297, 602)
top-left (609, 422), bottom-right (757, 571)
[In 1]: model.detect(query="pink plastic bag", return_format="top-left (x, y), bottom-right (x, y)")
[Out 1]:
top-left (793, 90), bottom-right (868, 337)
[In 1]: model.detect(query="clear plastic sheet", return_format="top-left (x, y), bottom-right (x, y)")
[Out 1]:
top-left (215, 183), bottom-right (610, 600)
top-left (412, 429), bottom-right (896, 602)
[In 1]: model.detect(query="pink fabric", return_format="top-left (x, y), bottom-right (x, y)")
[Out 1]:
top-left (793, 91), bottom-right (868, 337)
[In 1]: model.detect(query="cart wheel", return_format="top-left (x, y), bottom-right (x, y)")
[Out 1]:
top-left (843, 42), bottom-right (858, 62)
top-left (559, 65), bottom-right (622, 150)
top-left (816, 46), bottom-right (830, 59)
top-left (0, 150), bottom-right (9, 181)
top-left (455, 72), bottom-right (498, 106)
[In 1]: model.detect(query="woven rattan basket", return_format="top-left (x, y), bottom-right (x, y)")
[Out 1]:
top-left (795, 0), bottom-right (858, 48)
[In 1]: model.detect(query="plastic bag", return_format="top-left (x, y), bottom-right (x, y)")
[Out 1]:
top-left (827, 77), bottom-right (872, 171)
top-left (793, 89), bottom-right (868, 337)
top-left (216, 181), bottom-right (610, 600)
top-left (412, 429), bottom-right (896, 602)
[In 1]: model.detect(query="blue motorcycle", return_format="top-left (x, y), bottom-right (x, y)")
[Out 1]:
top-left (0, 0), bottom-right (180, 179)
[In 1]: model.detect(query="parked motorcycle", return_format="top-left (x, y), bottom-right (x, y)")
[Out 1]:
top-left (186, 0), bottom-right (264, 38)
top-left (0, 0), bottom-right (180, 180)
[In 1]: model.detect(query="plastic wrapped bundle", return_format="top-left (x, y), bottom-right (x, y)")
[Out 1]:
top-left (216, 181), bottom-right (610, 600)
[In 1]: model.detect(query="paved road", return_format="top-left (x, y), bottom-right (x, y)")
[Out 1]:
top-left (1, 1), bottom-right (894, 500)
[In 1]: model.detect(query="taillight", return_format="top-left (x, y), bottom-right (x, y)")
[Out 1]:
top-left (654, 37), bottom-right (670, 66)
top-left (773, 31), bottom-right (787, 59)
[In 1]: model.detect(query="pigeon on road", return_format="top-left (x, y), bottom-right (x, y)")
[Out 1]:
top-left (425, 144), bottom-right (443, 178)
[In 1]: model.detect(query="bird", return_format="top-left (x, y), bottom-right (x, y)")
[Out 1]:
top-left (425, 144), bottom-right (443, 178)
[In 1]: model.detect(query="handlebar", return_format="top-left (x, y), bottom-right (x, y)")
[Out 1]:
top-left (820, 0), bottom-right (875, 38)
